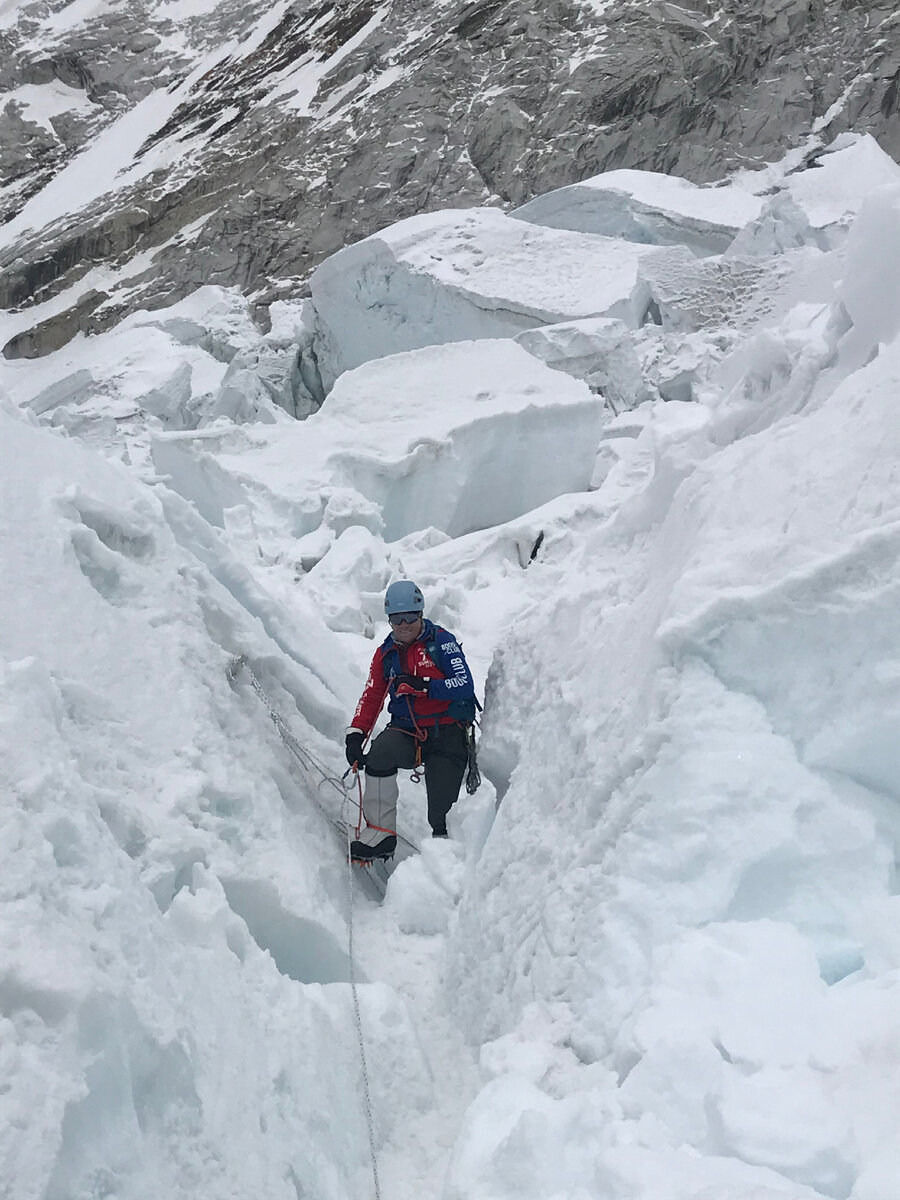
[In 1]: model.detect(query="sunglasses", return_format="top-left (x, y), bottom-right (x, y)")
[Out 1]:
top-left (388, 612), bottom-right (421, 626)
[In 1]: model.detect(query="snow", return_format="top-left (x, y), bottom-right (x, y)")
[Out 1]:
top-left (3, 141), bottom-right (900, 1200)
top-left (0, 287), bottom-right (282, 456)
top-left (737, 133), bottom-right (900, 233)
top-left (0, 400), bottom-right (388, 1198)
top-left (268, 3), bottom-right (389, 114)
top-left (783, 134), bottom-right (900, 229)
top-left (0, 80), bottom-right (96, 134)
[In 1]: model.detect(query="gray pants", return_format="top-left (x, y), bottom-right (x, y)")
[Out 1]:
top-left (355, 724), bottom-right (468, 846)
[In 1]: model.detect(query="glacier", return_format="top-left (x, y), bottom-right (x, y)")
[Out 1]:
top-left (2, 134), bottom-right (900, 1200)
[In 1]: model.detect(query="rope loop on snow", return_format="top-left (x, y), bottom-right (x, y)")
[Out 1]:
top-left (227, 655), bottom-right (383, 1199)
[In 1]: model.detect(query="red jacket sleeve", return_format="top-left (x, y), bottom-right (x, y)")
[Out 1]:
top-left (351, 647), bottom-right (388, 735)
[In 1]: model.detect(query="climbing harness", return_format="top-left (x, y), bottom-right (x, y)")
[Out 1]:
top-left (227, 656), bottom-right (383, 1199)
top-left (396, 693), bottom-right (428, 782)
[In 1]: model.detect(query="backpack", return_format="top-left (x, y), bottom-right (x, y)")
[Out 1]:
top-left (424, 628), bottom-right (483, 725)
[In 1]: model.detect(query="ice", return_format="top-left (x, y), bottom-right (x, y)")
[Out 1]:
top-left (152, 339), bottom-right (604, 550)
top-left (511, 167), bottom-right (764, 255)
top-left (514, 316), bottom-right (653, 410)
top-left (309, 206), bottom-right (654, 389)
top-left (779, 134), bottom-right (900, 236)
top-left (828, 182), bottom-right (900, 379)
top-left (635, 242), bottom-right (841, 336)
top-left (725, 193), bottom-right (825, 258)
top-left (0, 287), bottom-right (308, 449)
top-left (4, 143), bottom-right (900, 1200)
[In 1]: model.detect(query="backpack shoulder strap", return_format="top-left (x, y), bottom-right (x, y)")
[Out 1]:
top-left (426, 625), bottom-right (444, 658)
top-left (381, 641), bottom-right (401, 679)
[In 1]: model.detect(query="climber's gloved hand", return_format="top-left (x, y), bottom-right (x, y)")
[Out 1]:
top-left (345, 729), bottom-right (367, 769)
top-left (394, 674), bottom-right (429, 693)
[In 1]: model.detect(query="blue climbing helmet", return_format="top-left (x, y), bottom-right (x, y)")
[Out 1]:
top-left (384, 579), bottom-right (424, 616)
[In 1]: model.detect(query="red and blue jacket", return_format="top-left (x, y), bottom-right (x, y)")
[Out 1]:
top-left (351, 619), bottom-right (475, 735)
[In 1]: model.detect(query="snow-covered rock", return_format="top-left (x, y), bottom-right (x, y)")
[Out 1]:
top-left (4, 0), bottom-right (898, 361)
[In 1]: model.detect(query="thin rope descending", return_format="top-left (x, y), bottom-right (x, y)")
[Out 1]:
top-left (227, 655), bottom-right (352, 825)
top-left (346, 820), bottom-right (383, 1200)
top-left (227, 655), bottom-right (383, 1198)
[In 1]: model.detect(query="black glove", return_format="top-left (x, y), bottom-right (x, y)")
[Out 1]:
top-left (394, 673), bottom-right (429, 693)
top-left (345, 730), bottom-right (367, 768)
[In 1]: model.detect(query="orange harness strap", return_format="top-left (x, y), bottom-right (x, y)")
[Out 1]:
top-left (395, 705), bottom-right (428, 782)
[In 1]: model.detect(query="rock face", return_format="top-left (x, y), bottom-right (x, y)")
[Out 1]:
top-left (1, 0), bottom-right (899, 357)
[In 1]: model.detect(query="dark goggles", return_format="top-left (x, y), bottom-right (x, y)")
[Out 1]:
top-left (388, 611), bottom-right (421, 626)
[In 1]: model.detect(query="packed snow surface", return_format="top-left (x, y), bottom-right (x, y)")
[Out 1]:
top-left (2, 134), bottom-right (900, 1200)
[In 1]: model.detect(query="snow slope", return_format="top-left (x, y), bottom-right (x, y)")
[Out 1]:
top-left (0, 400), bottom-right (418, 1199)
top-left (2, 137), bottom-right (900, 1200)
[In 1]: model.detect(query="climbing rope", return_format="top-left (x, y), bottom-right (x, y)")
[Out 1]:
top-left (227, 655), bottom-right (382, 1199)
top-left (345, 786), bottom-right (382, 1200)
top-left (227, 655), bottom-right (352, 825)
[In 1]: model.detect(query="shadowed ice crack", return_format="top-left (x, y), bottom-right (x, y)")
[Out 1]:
top-left (223, 877), bottom-right (353, 984)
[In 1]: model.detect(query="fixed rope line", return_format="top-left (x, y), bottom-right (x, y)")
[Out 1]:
top-left (346, 807), bottom-right (383, 1200)
top-left (227, 655), bottom-right (351, 822)
top-left (228, 656), bottom-right (418, 856)
top-left (227, 655), bottom-right (382, 1199)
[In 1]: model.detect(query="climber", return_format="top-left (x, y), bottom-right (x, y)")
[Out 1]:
top-left (344, 580), bottom-right (477, 860)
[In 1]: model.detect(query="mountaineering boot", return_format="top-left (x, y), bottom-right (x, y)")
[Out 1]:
top-left (351, 772), bottom-right (398, 860)
top-left (349, 834), bottom-right (397, 861)
top-left (431, 827), bottom-right (449, 839)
